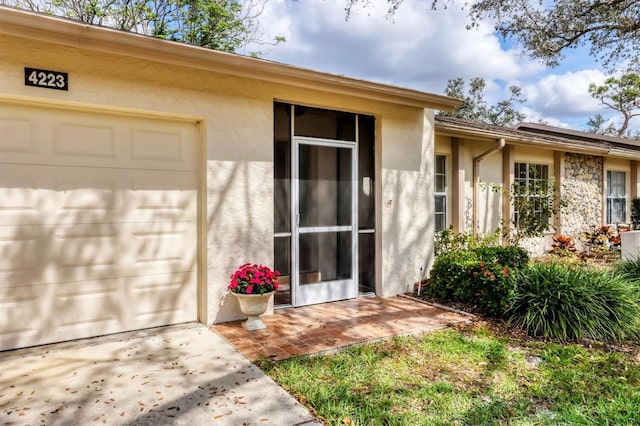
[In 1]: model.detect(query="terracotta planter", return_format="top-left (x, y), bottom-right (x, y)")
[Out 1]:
top-left (231, 291), bottom-right (274, 331)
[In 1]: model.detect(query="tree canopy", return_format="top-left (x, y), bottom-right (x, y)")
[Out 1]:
top-left (346, 0), bottom-right (640, 68)
top-left (3, 0), bottom-right (281, 54)
top-left (588, 72), bottom-right (640, 138)
top-left (438, 77), bottom-right (526, 126)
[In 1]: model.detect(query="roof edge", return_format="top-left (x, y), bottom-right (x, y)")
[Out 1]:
top-left (435, 116), bottom-right (611, 155)
top-left (0, 6), bottom-right (462, 111)
top-left (517, 122), bottom-right (626, 142)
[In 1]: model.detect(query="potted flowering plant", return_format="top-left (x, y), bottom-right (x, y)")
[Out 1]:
top-left (228, 263), bottom-right (280, 295)
top-left (228, 263), bottom-right (279, 331)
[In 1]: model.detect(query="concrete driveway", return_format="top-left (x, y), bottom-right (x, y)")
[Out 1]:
top-left (0, 323), bottom-right (318, 425)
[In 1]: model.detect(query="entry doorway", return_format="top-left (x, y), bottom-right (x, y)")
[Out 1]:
top-left (273, 103), bottom-right (376, 307)
top-left (293, 137), bottom-right (357, 306)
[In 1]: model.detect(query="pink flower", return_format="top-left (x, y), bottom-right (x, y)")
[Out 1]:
top-left (228, 263), bottom-right (279, 294)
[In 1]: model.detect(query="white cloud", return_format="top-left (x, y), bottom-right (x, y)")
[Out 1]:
top-left (523, 70), bottom-right (607, 117)
top-left (519, 107), bottom-right (573, 128)
top-left (242, 0), bottom-right (626, 133)
top-left (244, 0), bottom-right (537, 94)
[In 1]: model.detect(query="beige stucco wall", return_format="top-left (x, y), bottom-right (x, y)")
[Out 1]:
top-left (1, 34), bottom-right (432, 321)
top-left (513, 146), bottom-right (554, 165)
top-left (380, 109), bottom-right (435, 296)
top-left (605, 157), bottom-right (632, 172)
top-left (433, 135), bottom-right (503, 236)
top-left (473, 142), bottom-right (503, 236)
top-left (434, 135), bottom-right (452, 155)
top-left (452, 138), bottom-right (503, 235)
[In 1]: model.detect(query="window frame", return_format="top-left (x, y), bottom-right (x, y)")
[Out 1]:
top-left (606, 170), bottom-right (627, 224)
top-left (513, 162), bottom-right (551, 230)
top-left (434, 154), bottom-right (447, 232)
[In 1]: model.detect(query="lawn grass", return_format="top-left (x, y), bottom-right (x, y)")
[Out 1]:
top-left (258, 327), bottom-right (640, 425)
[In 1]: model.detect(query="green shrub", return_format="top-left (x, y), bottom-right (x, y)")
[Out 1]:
top-left (434, 226), bottom-right (500, 257)
top-left (427, 250), bottom-right (475, 300)
top-left (508, 263), bottom-right (640, 343)
top-left (465, 262), bottom-right (517, 316)
top-left (427, 246), bottom-right (529, 317)
top-left (473, 245), bottom-right (529, 270)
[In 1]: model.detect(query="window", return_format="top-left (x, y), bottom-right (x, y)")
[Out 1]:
top-left (434, 155), bottom-right (447, 231)
top-left (514, 162), bottom-right (550, 229)
top-left (607, 170), bottom-right (626, 224)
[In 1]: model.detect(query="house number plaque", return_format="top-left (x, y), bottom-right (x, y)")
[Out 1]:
top-left (24, 67), bottom-right (69, 91)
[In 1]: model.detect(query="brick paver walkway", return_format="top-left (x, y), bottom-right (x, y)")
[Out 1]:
top-left (212, 296), bottom-right (470, 361)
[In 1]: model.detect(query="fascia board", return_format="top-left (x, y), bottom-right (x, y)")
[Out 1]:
top-left (606, 149), bottom-right (640, 159)
top-left (435, 124), bottom-right (610, 155)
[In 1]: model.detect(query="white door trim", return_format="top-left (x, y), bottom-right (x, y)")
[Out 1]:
top-left (292, 136), bottom-right (358, 306)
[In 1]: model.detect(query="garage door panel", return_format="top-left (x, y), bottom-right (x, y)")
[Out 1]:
top-left (0, 284), bottom-right (42, 330)
top-left (54, 122), bottom-right (117, 158)
top-left (129, 171), bottom-right (197, 222)
top-left (0, 165), bottom-right (196, 226)
top-left (0, 282), bottom-right (50, 350)
top-left (132, 128), bottom-right (188, 162)
top-left (0, 226), bottom-right (39, 273)
top-left (0, 116), bottom-right (37, 154)
top-left (131, 222), bottom-right (197, 265)
top-left (2, 221), bottom-right (196, 287)
top-left (1, 224), bottom-right (122, 287)
top-left (1, 164), bottom-right (123, 226)
top-left (131, 272), bottom-right (197, 326)
top-left (1, 105), bottom-right (197, 171)
top-left (50, 278), bottom-right (126, 345)
top-left (0, 103), bottom-right (198, 351)
top-left (126, 123), bottom-right (196, 170)
top-left (53, 169), bottom-right (120, 208)
top-left (55, 226), bottom-right (120, 272)
top-left (1, 245), bottom-right (197, 349)
top-left (54, 279), bottom-right (122, 329)
top-left (0, 165), bottom-right (49, 226)
top-left (118, 222), bottom-right (198, 273)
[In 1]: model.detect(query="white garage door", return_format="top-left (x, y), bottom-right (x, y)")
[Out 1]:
top-left (0, 103), bottom-right (199, 351)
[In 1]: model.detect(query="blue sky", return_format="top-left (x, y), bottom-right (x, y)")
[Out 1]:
top-left (243, 0), bottom-right (636, 133)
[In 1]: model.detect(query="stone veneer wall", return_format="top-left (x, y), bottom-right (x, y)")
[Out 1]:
top-left (562, 153), bottom-right (603, 238)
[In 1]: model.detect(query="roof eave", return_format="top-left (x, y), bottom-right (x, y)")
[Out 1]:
top-left (435, 122), bottom-right (611, 155)
top-left (607, 148), bottom-right (640, 159)
top-left (0, 7), bottom-right (462, 111)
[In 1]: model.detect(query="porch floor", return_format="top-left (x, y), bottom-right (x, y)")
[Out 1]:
top-left (212, 296), bottom-right (471, 361)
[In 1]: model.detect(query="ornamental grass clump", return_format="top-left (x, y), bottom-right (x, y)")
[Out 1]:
top-left (508, 263), bottom-right (640, 343)
top-left (615, 257), bottom-right (640, 284)
top-left (228, 263), bottom-right (280, 295)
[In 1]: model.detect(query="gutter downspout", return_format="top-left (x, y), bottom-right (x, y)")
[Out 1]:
top-left (473, 138), bottom-right (506, 236)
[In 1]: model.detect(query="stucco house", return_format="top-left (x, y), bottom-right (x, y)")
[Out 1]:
top-left (0, 7), bottom-right (462, 351)
top-left (434, 115), bottom-right (640, 254)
